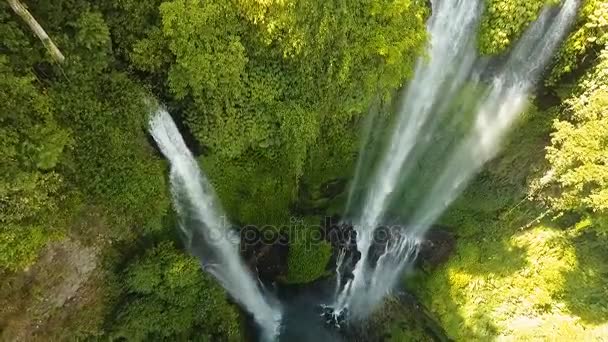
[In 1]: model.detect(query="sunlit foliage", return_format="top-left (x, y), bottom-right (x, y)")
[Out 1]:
top-left (413, 111), bottom-right (608, 339)
top-left (2, 0), bottom-right (608, 340)
top-left (132, 0), bottom-right (428, 225)
top-left (548, 0), bottom-right (608, 83)
top-left (544, 46), bottom-right (608, 234)
top-left (0, 0), bottom-right (171, 260)
top-left (418, 222), bottom-right (608, 340)
top-left (478, 0), bottom-right (553, 54)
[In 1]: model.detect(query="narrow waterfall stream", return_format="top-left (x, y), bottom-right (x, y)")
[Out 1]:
top-left (149, 109), bottom-right (282, 340)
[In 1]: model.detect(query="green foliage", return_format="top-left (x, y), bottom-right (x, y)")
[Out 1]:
top-left (51, 71), bottom-right (170, 239)
top-left (98, 0), bottom-right (164, 61)
top-left (202, 153), bottom-right (298, 225)
top-left (0, 59), bottom-right (66, 216)
top-left (5, 0), bottom-right (607, 339)
top-left (71, 11), bottom-right (112, 72)
top-left (161, 0), bottom-right (247, 105)
top-left (418, 221), bottom-right (608, 339)
top-left (0, 0), bottom-right (169, 264)
top-left (0, 2), bottom-right (45, 70)
top-left (131, 0), bottom-right (427, 225)
top-left (0, 0), bottom-right (427, 339)
top-left (542, 46), bottom-right (608, 234)
top-left (0, 57), bottom-right (68, 271)
top-left (301, 114), bottom-right (361, 196)
top-left (284, 218), bottom-right (332, 284)
top-left (478, 0), bottom-right (555, 54)
top-left (548, 0), bottom-right (608, 83)
top-left (22, 0), bottom-right (111, 68)
top-left (112, 242), bottom-right (241, 341)
top-left (412, 108), bottom-right (608, 339)
top-left (360, 296), bottom-right (434, 341)
top-left (0, 227), bottom-right (49, 272)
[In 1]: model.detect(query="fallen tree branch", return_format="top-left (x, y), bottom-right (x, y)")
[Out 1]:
top-left (7, 0), bottom-right (65, 63)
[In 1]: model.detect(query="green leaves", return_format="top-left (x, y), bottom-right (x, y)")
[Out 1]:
top-left (478, 0), bottom-right (553, 54)
top-left (50, 71), bottom-right (170, 238)
top-left (544, 47), bottom-right (608, 234)
top-left (113, 242), bottom-right (241, 341)
top-left (138, 0), bottom-right (427, 227)
top-left (548, 0), bottom-right (608, 84)
top-left (0, 57), bottom-right (67, 271)
top-left (74, 11), bottom-right (111, 51)
top-left (161, 0), bottom-right (247, 100)
top-left (285, 221), bottom-right (332, 284)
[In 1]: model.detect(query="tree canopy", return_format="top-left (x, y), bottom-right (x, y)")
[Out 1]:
top-left (1, 0), bottom-right (607, 340)
top-left (544, 45), bottom-right (608, 234)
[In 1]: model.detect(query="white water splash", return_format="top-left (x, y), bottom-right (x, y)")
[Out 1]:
top-left (336, 0), bottom-right (578, 320)
top-left (149, 109), bottom-right (282, 340)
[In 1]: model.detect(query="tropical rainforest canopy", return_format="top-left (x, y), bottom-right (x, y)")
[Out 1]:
top-left (0, 0), bottom-right (607, 340)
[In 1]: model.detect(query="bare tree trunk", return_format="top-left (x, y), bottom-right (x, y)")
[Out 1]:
top-left (7, 0), bottom-right (65, 63)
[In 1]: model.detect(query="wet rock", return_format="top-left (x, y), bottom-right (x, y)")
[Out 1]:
top-left (321, 216), bottom-right (361, 283)
top-left (367, 224), bottom-right (407, 269)
top-left (322, 216), bottom-right (456, 278)
top-left (320, 179), bottom-right (348, 199)
top-left (417, 228), bottom-right (456, 269)
top-left (240, 226), bottom-right (289, 283)
top-left (319, 305), bottom-right (349, 331)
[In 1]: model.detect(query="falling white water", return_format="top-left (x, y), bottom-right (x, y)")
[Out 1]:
top-left (343, 108), bottom-right (379, 218)
top-left (356, 0), bottom-right (482, 252)
top-left (336, 0), bottom-right (578, 319)
top-left (149, 109), bottom-right (281, 340)
top-left (336, 0), bottom-right (482, 315)
top-left (411, 0), bottom-right (579, 235)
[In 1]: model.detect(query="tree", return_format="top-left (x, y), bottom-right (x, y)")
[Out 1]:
top-left (548, 0), bottom-right (608, 83)
top-left (130, 0), bottom-right (427, 225)
top-left (542, 45), bottom-right (608, 234)
top-left (478, 0), bottom-right (554, 55)
top-left (0, 57), bottom-right (68, 271)
top-left (112, 242), bottom-right (241, 341)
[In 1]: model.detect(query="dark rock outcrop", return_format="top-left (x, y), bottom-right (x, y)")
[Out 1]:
top-left (417, 228), bottom-right (456, 269)
top-left (239, 226), bottom-right (289, 283)
top-left (322, 215), bottom-right (456, 274)
top-left (321, 216), bottom-right (361, 283)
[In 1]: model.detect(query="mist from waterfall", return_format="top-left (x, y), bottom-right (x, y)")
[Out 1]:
top-left (149, 109), bottom-right (281, 340)
top-left (336, 0), bottom-right (578, 320)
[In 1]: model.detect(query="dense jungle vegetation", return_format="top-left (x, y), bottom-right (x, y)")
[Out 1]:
top-left (1, 0), bottom-right (606, 340)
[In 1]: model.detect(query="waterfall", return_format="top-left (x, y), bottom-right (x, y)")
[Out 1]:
top-left (149, 109), bottom-right (282, 340)
top-left (336, 0), bottom-right (578, 320)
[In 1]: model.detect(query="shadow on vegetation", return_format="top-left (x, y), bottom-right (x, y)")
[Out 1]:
top-left (414, 172), bottom-right (607, 339)
top-left (412, 204), bottom-right (532, 339)
top-left (562, 231), bottom-right (608, 325)
top-left (407, 102), bottom-right (578, 339)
